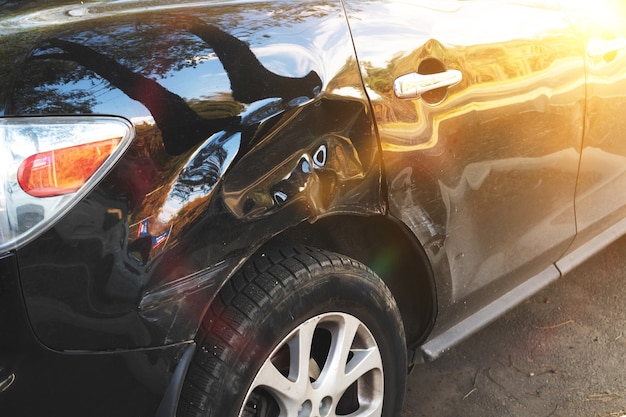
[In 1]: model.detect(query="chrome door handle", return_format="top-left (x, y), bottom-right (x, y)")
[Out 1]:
top-left (587, 38), bottom-right (626, 58)
top-left (394, 69), bottom-right (462, 100)
top-left (0, 372), bottom-right (15, 393)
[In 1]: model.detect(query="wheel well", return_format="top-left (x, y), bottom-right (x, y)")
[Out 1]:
top-left (266, 214), bottom-right (436, 349)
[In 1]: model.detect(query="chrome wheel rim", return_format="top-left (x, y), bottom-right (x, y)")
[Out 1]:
top-left (239, 312), bottom-right (384, 417)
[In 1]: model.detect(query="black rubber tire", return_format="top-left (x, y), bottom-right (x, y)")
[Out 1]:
top-left (177, 245), bottom-right (407, 417)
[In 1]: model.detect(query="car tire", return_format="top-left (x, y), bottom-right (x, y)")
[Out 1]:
top-left (177, 245), bottom-right (407, 417)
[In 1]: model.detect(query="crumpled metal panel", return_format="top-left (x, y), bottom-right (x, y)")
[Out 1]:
top-left (1, 1), bottom-right (383, 350)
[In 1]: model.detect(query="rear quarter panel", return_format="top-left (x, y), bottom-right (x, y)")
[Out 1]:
top-left (0, 0), bottom-right (383, 350)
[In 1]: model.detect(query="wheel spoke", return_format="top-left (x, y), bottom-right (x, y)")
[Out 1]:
top-left (251, 358), bottom-right (301, 414)
top-left (344, 347), bottom-right (382, 387)
top-left (254, 357), bottom-right (296, 394)
top-left (325, 314), bottom-right (361, 383)
top-left (316, 314), bottom-right (380, 392)
top-left (288, 317), bottom-right (319, 388)
top-left (247, 317), bottom-right (320, 415)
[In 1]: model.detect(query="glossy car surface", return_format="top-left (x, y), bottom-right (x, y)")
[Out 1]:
top-left (1, 0), bottom-right (625, 416)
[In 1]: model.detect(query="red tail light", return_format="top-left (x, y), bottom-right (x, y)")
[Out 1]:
top-left (1, 116), bottom-right (133, 252)
top-left (18, 138), bottom-right (121, 197)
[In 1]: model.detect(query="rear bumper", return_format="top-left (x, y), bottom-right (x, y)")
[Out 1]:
top-left (0, 252), bottom-right (190, 417)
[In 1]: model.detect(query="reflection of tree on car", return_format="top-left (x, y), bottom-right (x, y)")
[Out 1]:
top-left (26, 22), bottom-right (322, 155)
top-left (19, 20), bottom-right (327, 262)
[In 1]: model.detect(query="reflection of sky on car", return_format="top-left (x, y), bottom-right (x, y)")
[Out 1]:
top-left (69, 56), bottom-right (228, 118)
top-left (4, 1), bottom-right (352, 118)
top-left (346, 1), bottom-right (593, 68)
top-left (157, 131), bottom-right (241, 224)
top-left (67, 42), bottom-right (322, 118)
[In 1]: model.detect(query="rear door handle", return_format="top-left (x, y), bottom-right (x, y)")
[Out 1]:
top-left (394, 69), bottom-right (462, 100)
top-left (587, 38), bottom-right (626, 59)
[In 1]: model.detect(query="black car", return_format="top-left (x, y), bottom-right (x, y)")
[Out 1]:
top-left (1, 1), bottom-right (626, 416)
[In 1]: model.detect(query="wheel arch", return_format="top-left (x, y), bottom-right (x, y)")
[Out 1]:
top-left (265, 214), bottom-right (437, 351)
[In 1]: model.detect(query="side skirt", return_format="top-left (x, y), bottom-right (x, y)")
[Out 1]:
top-left (419, 266), bottom-right (560, 362)
top-left (556, 216), bottom-right (626, 275)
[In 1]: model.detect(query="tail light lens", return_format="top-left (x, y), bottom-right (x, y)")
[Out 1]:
top-left (18, 138), bottom-right (122, 197)
top-left (0, 116), bottom-right (134, 253)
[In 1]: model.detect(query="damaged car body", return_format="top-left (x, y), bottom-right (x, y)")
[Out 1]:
top-left (1, 1), bottom-right (626, 416)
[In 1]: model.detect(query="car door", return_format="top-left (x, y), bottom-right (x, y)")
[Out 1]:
top-left (557, 0), bottom-right (626, 272)
top-left (343, 0), bottom-right (585, 318)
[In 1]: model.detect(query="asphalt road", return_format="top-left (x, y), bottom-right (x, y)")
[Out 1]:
top-left (402, 236), bottom-right (626, 417)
